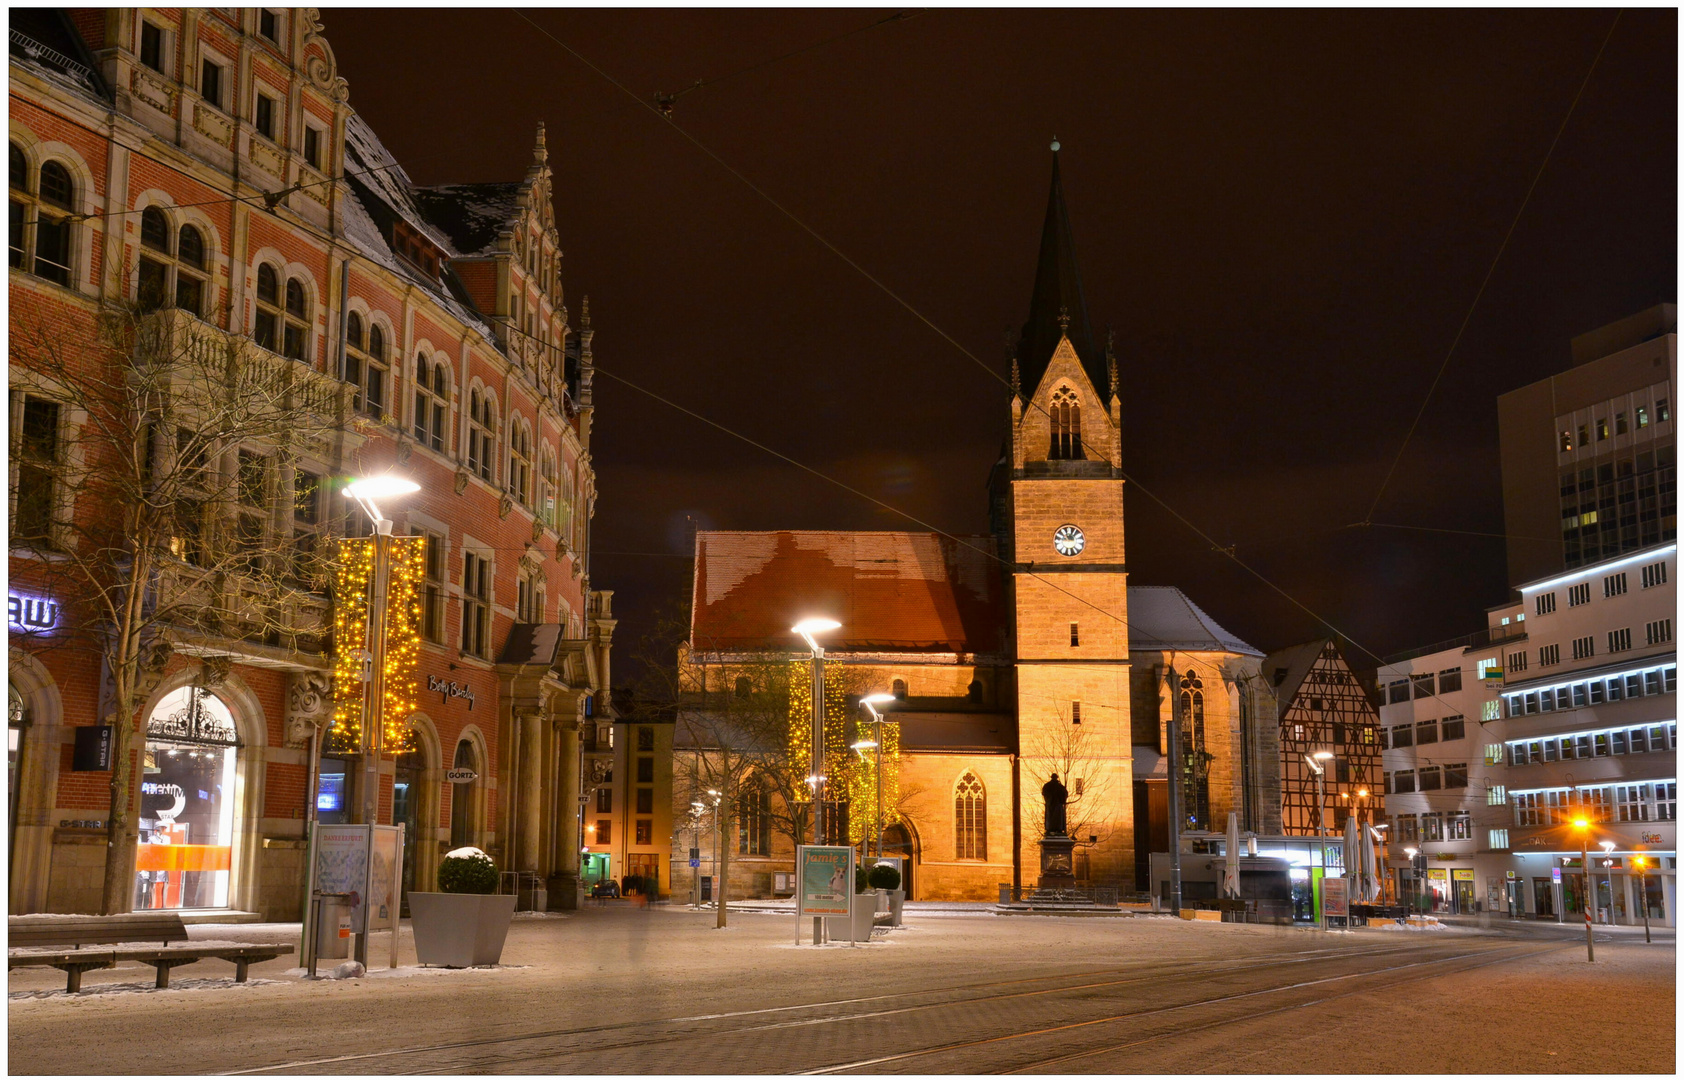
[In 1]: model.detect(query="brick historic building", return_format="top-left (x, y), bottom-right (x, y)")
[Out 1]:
top-left (672, 151), bottom-right (1282, 902)
top-left (9, 8), bottom-right (613, 916)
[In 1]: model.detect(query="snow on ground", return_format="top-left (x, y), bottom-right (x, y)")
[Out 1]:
top-left (10, 977), bottom-right (277, 1001)
top-left (9, 938), bottom-right (272, 956)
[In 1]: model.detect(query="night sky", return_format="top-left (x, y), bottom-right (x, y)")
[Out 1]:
top-left (325, 9), bottom-right (1676, 679)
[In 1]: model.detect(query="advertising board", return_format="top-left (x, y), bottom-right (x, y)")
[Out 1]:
top-left (797, 845), bottom-right (854, 917)
top-left (1322, 876), bottom-right (1348, 918)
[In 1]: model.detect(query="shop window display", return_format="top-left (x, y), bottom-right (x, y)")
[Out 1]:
top-left (135, 687), bottom-right (237, 910)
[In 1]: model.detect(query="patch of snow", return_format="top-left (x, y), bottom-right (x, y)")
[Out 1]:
top-left (10, 977), bottom-right (275, 1000)
top-left (444, 846), bottom-right (491, 862)
top-left (510, 910), bottom-right (568, 920)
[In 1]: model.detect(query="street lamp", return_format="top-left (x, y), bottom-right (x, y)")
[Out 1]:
top-left (1305, 751), bottom-right (1333, 931)
top-left (860, 692), bottom-right (896, 860)
top-left (1403, 846), bottom-right (1419, 916)
top-left (342, 473), bottom-right (418, 967)
top-left (1632, 855), bottom-right (1652, 943)
top-left (1571, 817), bottom-right (1593, 962)
top-left (792, 619), bottom-right (840, 846)
top-left (708, 789), bottom-right (723, 916)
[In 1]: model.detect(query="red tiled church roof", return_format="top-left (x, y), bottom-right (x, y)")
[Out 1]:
top-left (691, 531), bottom-right (1008, 655)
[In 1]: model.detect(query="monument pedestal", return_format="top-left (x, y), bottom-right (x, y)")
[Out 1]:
top-left (1038, 834), bottom-right (1077, 891)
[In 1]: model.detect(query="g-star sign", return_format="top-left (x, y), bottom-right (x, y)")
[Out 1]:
top-left (1053, 524), bottom-right (1085, 557)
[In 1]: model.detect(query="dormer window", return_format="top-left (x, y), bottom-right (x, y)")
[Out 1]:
top-left (391, 219), bottom-right (441, 277)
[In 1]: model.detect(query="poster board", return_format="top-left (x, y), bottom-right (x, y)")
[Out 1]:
top-left (1323, 876), bottom-right (1348, 919)
top-left (312, 824), bottom-right (403, 933)
top-left (797, 845), bottom-right (854, 917)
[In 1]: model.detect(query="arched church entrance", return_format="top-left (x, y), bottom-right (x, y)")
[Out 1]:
top-left (135, 686), bottom-right (239, 910)
top-left (883, 822), bottom-right (916, 899)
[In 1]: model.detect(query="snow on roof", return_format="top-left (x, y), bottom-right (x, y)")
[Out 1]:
top-left (412, 183), bottom-right (523, 257)
top-left (1125, 586), bottom-right (1262, 656)
top-left (342, 113), bottom-right (459, 256)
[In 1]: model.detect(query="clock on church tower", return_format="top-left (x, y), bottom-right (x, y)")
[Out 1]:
top-left (1053, 524), bottom-right (1084, 556)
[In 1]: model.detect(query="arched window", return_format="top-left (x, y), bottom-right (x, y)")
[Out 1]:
top-left (365, 324), bottom-right (387, 416)
top-left (8, 151), bottom-right (75, 285)
top-left (1049, 386), bottom-right (1084, 460)
top-left (1179, 669), bottom-right (1210, 831)
top-left (892, 678), bottom-right (907, 700)
top-left (509, 420), bottom-right (531, 505)
top-left (135, 208), bottom-right (209, 316)
top-left (253, 264), bottom-right (281, 351)
top-left (413, 353), bottom-right (449, 451)
top-left (954, 772), bottom-right (986, 860)
top-left (283, 278), bottom-right (309, 361)
top-left (967, 680), bottom-right (983, 703)
top-left (538, 446), bottom-right (557, 529)
top-left (467, 389), bottom-right (496, 482)
top-left (344, 312), bottom-right (364, 398)
top-left (449, 738), bottom-right (478, 848)
top-left (733, 676), bottom-right (752, 698)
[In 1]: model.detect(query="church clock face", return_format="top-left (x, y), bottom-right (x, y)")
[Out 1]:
top-left (1053, 525), bottom-right (1085, 557)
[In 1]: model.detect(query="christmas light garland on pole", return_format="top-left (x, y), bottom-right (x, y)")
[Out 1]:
top-left (330, 534), bottom-right (425, 755)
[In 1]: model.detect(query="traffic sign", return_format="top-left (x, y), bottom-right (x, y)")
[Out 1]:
top-left (689, 858), bottom-right (700, 868)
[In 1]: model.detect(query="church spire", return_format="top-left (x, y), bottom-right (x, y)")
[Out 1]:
top-left (1016, 139), bottom-right (1104, 398)
top-left (533, 120), bottom-right (548, 166)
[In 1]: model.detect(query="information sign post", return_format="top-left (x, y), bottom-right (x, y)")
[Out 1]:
top-left (301, 822), bottom-right (405, 973)
top-left (796, 845), bottom-right (854, 946)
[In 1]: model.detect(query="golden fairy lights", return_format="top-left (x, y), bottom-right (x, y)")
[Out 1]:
top-left (330, 535), bottom-right (425, 755)
top-left (785, 662), bottom-right (900, 843)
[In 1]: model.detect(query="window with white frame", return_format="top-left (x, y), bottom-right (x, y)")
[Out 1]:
top-left (1539, 643), bottom-right (1560, 666)
top-left (1438, 667), bottom-right (1462, 693)
top-left (200, 56), bottom-right (225, 110)
top-left (1571, 635), bottom-right (1594, 660)
top-left (509, 420), bottom-right (532, 505)
top-left (291, 467), bottom-right (322, 586)
top-left (1607, 627), bottom-right (1632, 653)
top-left (1535, 591), bottom-right (1556, 615)
top-left (1487, 783), bottom-right (1505, 806)
top-left (1567, 582), bottom-right (1590, 607)
top-left (1640, 561), bottom-right (1668, 589)
top-left (538, 445), bottom-right (557, 528)
top-left (1657, 782), bottom-right (1677, 821)
top-left (1604, 572), bottom-right (1628, 598)
top-left (1506, 650), bottom-right (1527, 674)
top-left (1646, 619), bottom-right (1672, 646)
top-left (12, 394), bottom-right (61, 547)
top-left (9, 145), bottom-right (76, 286)
top-left (411, 528), bottom-right (445, 643)
top-left (1487, 828), bottom-right (1508, 850)
top-left (467, 389), bottom-right (496, 482)
top-left (461, 550), bottom-right (490, 657)
top-left (1448, 813), bottom-right (1472, 840)
top-left (1444, 762), bottom-right (1468, 789)
top-left (137, 207), bottom-right (209, 316)
top-left (344, 314), bottom-right (387, 418)
top-left (412, 352), bottom-right (449, 450)
top-left (516, 567), bottom-right (542, 624)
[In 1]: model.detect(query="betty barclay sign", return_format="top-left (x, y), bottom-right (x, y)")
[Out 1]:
top-left (8, 592), bottom-right (59, 632)
top-left (426, 675), bottom-right (477, 711)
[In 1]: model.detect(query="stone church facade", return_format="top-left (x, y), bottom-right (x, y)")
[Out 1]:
top-left (673, 152), bottom-right (1281, 902)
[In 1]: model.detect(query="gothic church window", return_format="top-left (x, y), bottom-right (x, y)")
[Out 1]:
top-left (467, 389), bottom-right (497, 482)
top-left (1049, 386), bottom-right (1084, 460)
top-left (1179, 669), bottom-right (1210, 831)
top-left (509, 420), bottom-right (532, 505)
top-left (954, 772), bottom-right (986, 860)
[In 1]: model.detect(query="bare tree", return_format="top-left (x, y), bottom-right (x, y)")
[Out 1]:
top-left (1022, 711), bottom-right (1119, 852)
top-left (10, 305), bottom-right (345, 914)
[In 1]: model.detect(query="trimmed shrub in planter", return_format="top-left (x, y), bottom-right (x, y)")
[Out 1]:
top-left (439, 847), bottom-right (499, 894)
top-left (867, 863), bottom-right (901, 891)
top-left (411, 847), bottom-right (516, 967)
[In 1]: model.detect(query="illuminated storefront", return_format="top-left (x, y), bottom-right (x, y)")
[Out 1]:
top-left (135, 687), bottom-right (238, 910)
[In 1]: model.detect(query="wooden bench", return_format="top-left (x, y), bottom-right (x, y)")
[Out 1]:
top-left (8, 914), bottom-right (293, 992)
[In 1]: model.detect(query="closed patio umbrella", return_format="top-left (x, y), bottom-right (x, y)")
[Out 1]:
top-left (1342, 814), bottom-right (1362, 908)
top-left (1224, 812), bottom-right (1242, 899)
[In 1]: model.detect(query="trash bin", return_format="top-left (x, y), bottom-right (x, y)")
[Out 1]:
top-left (315, 892), bottom-right (353, 960)
top-left (999, 884), bottom-right (1012, 905)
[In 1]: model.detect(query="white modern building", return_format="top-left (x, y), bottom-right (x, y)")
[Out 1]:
top-left (1380, 542), bottom-right (1677, 926)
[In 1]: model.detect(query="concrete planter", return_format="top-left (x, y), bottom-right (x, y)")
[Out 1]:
top-left (887, 888), bottom-right (905, 926)
top-left (823, 894), bottom-right (880, 942)
top-left (409, 892), bottom-right (518, 967)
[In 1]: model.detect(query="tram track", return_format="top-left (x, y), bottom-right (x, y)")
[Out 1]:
top-left (236, 939), bottom-right (1500, 1075)
top-left (807, 941), bottom-right (1567, 1075)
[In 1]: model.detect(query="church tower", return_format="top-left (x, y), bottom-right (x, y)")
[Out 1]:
top-left (1003, 144), bottom-right (1136, 889)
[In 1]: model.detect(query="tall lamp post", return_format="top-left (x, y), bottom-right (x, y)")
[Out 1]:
top-left (1633, 855), bottom-right (1652, 943)
top-left (342, 474), bottom-right (419, 967)
top-left (1403, 846), bottom-right (1418, 915)
top-left (793, 618), bottom-right (838, 947)
top-left (1598, 840), bottom-right (1616, 927)
top-left (708, 788), bottom-right (722, 913)
top-left (860, 693), bottom-right (897, 860)
top-left (1304, 750), bottom-right (1333, 931)
top-left (1572, 817), bottom-right (1594, 962)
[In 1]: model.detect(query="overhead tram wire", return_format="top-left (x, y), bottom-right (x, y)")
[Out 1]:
top-left (652, 10), bottom-right (928, 117)
top-left (1360, 9), bottom-right (1624, 526)
top-left (501, 14), bottom-right (1536, 720)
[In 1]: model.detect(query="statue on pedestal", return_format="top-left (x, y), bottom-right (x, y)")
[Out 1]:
top-left (1042, 772), bottom-right (1068, 837)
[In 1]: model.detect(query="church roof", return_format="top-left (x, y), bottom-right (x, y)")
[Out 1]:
top-left (690, 531), bottom-right (1008, 655)
top-left (1018, 148), bottom-right (1108, 399)
top-left (1260, 638), bottom-right (1334, 705)
top-left (1126, 586), bottom-right (1263, 656)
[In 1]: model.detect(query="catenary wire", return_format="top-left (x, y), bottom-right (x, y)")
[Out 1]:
top-left (500, 9), bottom-right (1611, 727)
top-left (1361, 9), bottom-right (1624, 524)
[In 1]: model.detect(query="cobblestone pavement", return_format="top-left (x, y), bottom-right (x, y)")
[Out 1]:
top-left (8, 905), bottom-right (1675, 1074)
